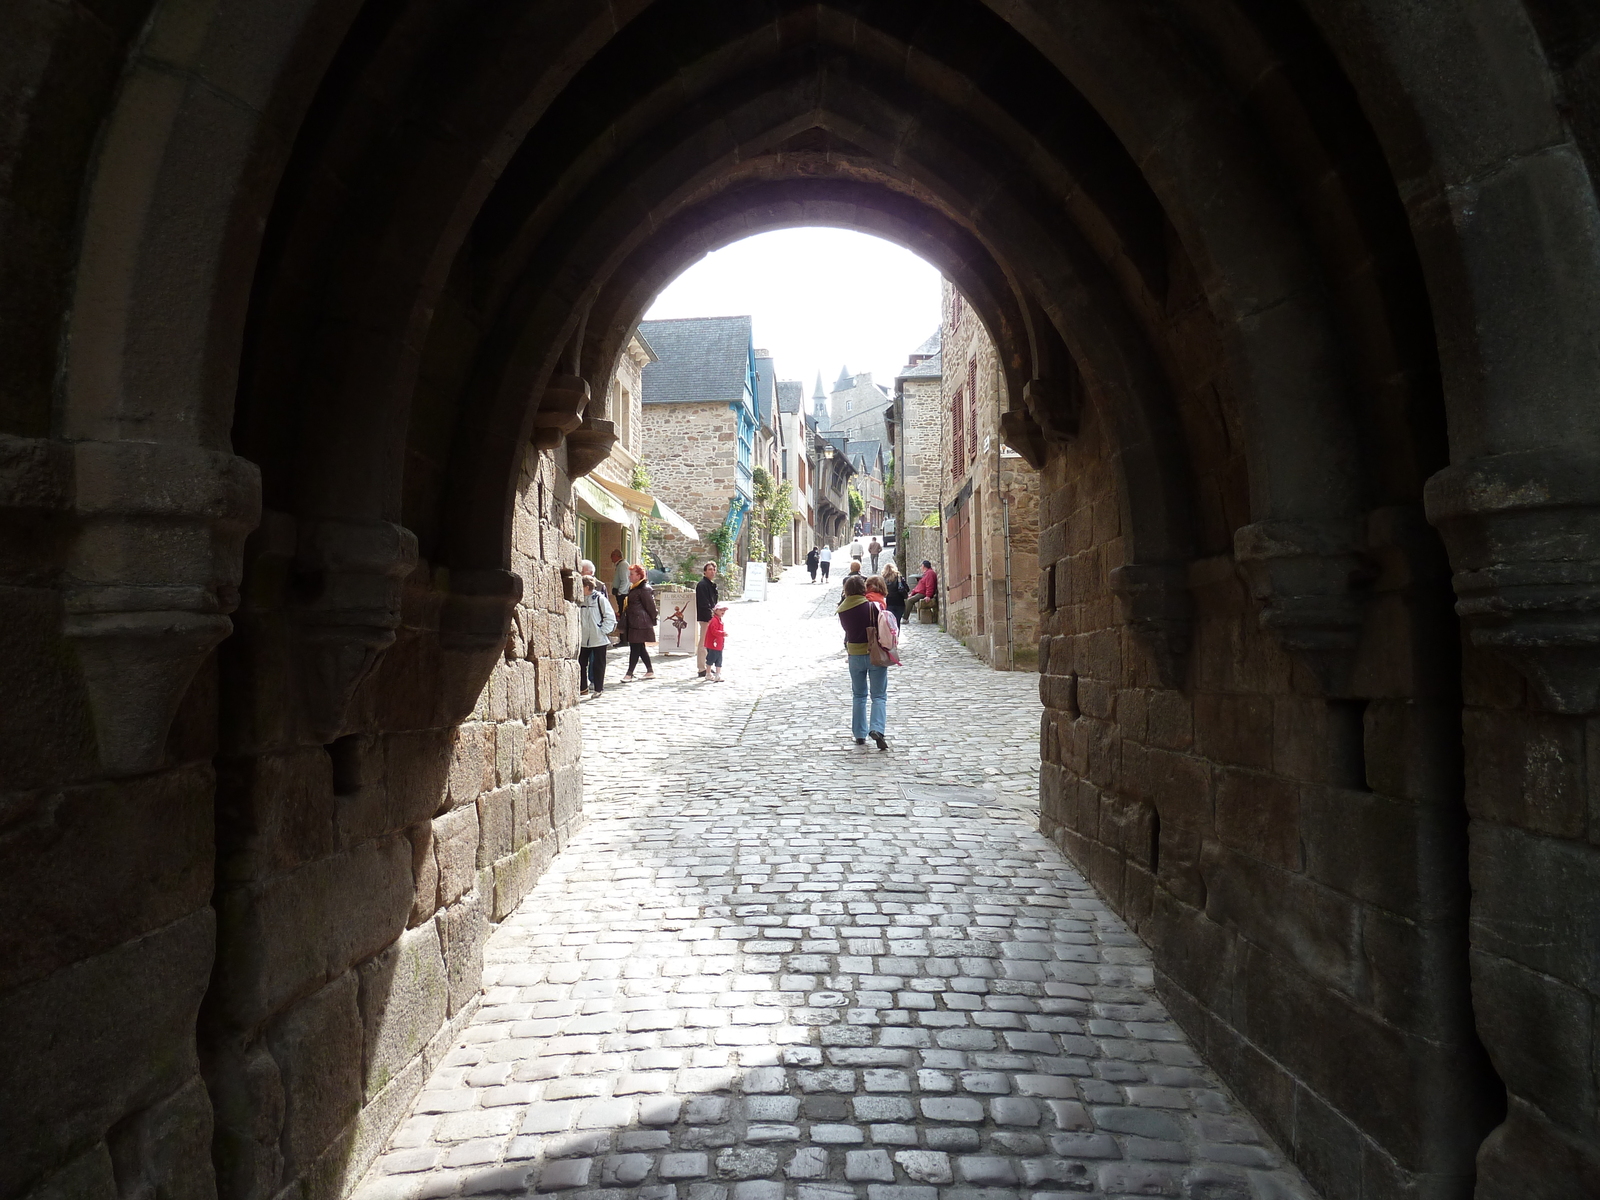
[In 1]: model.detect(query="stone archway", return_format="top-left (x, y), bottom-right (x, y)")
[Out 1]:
top-left (2, 3), bottom-right (1599, 1200)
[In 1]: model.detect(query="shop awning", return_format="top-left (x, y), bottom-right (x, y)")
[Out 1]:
top-left (591, 476), bottom-right (699, 540)
top-left (572, 476), bottom-right (631, 525)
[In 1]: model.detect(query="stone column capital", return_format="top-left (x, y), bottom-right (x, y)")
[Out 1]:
top-left (1425, 449), bottom-right (1600, 712)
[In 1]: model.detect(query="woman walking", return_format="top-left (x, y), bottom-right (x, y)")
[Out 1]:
top-left (883, 563), bottom-right (910, 625)
top-left (806, 546), bottom-right (820, 582)
top-left (620, 563), bottom-right (657, 681)
top-left (578, 576), bottom-right (616, 695)
top-left (837, 575), bottom-right (889, 750)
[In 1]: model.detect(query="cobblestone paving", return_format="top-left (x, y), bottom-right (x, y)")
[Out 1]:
top-left (355, 568), bottom-right (1316, 1200)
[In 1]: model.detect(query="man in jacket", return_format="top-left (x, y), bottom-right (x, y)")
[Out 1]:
top-left (695, 561), bottom-right (719, 677)
top-left (910, 559), bottom-right (938, 614)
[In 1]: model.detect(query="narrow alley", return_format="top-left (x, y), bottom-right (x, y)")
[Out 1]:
top-left (352, 569), bottom-right (1314, 1200)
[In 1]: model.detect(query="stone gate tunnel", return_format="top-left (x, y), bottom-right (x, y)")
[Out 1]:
top-left (3, 3), bottom-right (1599, 1200)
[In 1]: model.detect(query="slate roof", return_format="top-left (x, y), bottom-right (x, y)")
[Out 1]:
top-left (911, 329), bottom-right (941, 358)
top-left (834, 365), bottom-right (853, 390)
top-left (850, 439), bottom-right (884, 475)
top-left (898, 351), bottom-right (943, 380)
top-left (638, 316), bottom-right (753, 404)
top-left (777, 381), bottom-right (804, 414)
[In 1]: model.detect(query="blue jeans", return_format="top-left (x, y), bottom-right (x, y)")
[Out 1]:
top-left (848, 652), bottom-right (888, 738)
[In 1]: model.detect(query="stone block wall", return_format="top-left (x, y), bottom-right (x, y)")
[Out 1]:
top-left (638, 401), bottom-right (740, 573)
top-left (939, 284), bottom-right (1040, 671)
top-left (899, 375), bottom-right (944, 525)
top-left (204, 447), bottom-right (583, 1200)
top-left (1034, 394), bottom-right (1496, 1196)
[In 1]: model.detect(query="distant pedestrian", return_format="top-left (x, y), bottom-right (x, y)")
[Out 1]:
top-left (695, 561), bottom-right (718, 677)
top-left (610, 548), bottom-right (630, 599)
top-left (806, 546), bottom-right (820, 582)
top-left (884, 563), bottom-right (910, 625)
top-left (837, 575), bottom-right (890, 750)
top-left (704, 603), bottom-right (729, 682)
top-left (620, 563), bottom-right (657, 681)
top-left (868, 538), bottom-right (882, 571)
top-left (578, 577), bottom-right (616, 695)
top-left (819, 544), bottom-right (832, 581)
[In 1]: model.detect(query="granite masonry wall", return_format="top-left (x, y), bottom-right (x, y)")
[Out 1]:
top-left (638, 401), bottom-right (741, 573)
top-left (203, 447), bottom-right (584, 1200)
top-left (939, 286), bottom-right (1040, 671)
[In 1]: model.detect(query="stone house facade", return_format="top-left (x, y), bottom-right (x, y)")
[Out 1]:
top-left (574, 331), bottom-right (653, 571)
top-left (939, 282), bottom-right (1041, 670)
top-left (776, 380), bottom-right (812, 563)
top-left (893, 330), bottom-right (943, 528)
top-left (827, 366), bottom-right (893, 446)
top-left (637, 317), bottom-right (759, 577)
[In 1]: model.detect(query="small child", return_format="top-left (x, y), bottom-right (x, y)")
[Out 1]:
top-left (703, 603), bottom-right (729, 682)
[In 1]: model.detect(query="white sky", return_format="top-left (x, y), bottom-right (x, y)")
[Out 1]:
top-left (643, 228), bottom-right (943, 398)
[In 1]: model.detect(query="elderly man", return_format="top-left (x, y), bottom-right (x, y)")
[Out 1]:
top-left (610, 548), bottom-right (630, 599)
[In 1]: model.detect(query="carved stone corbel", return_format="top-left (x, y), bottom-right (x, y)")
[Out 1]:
top-left (438, 568), bottom-right (524, 723)
top-left (1234, 520), bottom-right (1373, 695)
top-left (58, 439), bottom-right (261, 774)
top-left (1024, 378), bottom-right (1082, 444)
top-left (1424, 449), bottom-right (1600, 713)
top-left (531, 375), bottom-right (590, 451)
top-left (292, 518), bottom-right (418, 741)
top-left (1109, 562), bottom-right (1191, 687)
top-left (565, 418), bottom-right (617, 479)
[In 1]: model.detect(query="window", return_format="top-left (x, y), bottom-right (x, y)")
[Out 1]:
top-left (967, 359), bottom-right (978, 463)
top-left (950, 390), bottom-right (964, 477)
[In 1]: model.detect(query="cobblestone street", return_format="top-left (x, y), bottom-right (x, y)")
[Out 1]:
top-left (355, 568), bottom-right (1316, 1200)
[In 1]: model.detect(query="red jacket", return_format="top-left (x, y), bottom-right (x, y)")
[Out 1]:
top-left (910, 569), bottom-right (938, 599)
top-left (704, 614), bottom-right (727, 650)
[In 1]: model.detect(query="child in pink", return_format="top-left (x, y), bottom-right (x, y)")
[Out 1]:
top-left (703, 604), bottom-right (729, 681)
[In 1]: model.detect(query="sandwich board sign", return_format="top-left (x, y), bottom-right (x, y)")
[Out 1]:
top-left (743, 561), bottom-right (768, 602)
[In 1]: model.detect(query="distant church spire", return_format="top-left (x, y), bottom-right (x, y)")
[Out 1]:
top-left (812, 372), bottom-right (829, 428)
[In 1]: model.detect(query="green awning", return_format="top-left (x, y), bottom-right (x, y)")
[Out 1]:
top-left (572, 475), bottom-right (631, 525)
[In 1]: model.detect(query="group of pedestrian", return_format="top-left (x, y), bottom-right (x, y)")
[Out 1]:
top-left (805, 544), bottom-right (832, 582)
top-left (574, 552), bottom-right (662, 695)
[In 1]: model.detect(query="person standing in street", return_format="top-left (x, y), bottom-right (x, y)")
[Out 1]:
top-left (837, 574), bottom-right (889, 750)
top-left (806, 546), bottom-right (820, 582)
top-left (578, 558), bottom-right (606, 596)
top-left (610, 548), bottom-right (630, 601)
top-left (694, 561), bottom-right (718, 677)
top-left (578, 576), bottom-right (616, 695)
top-left (818, 543), bottom-right (832, 581)
top-left (868, 537), bottom-right (882, 572)
top-left (620, 563), bottom-right (657, 680)
top-left (884, 563), bottom-right (910, 626)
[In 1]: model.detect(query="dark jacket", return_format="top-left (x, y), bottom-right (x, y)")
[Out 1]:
top-left (696, 576), bottom-right (719, 621)
top-left (805, 548), bottom-right (819, 570)
top-left (885, 577), bottom-right (911, 613)
top-left (622, 583), bottom-right (657, 642)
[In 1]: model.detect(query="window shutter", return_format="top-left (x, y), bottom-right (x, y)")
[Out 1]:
top-left (951, 390), bottom-right (964, 476)
top-left (967, 360), bottom-right (978, 461)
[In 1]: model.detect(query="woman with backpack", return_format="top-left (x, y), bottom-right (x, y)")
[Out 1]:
top-left (578, 576), bottom-right (616, 695)
top-left (836, 574), bottom-right (894, 750)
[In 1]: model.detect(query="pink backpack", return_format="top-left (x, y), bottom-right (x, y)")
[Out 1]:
top-left (869, 601), bottom-right (900, 666)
